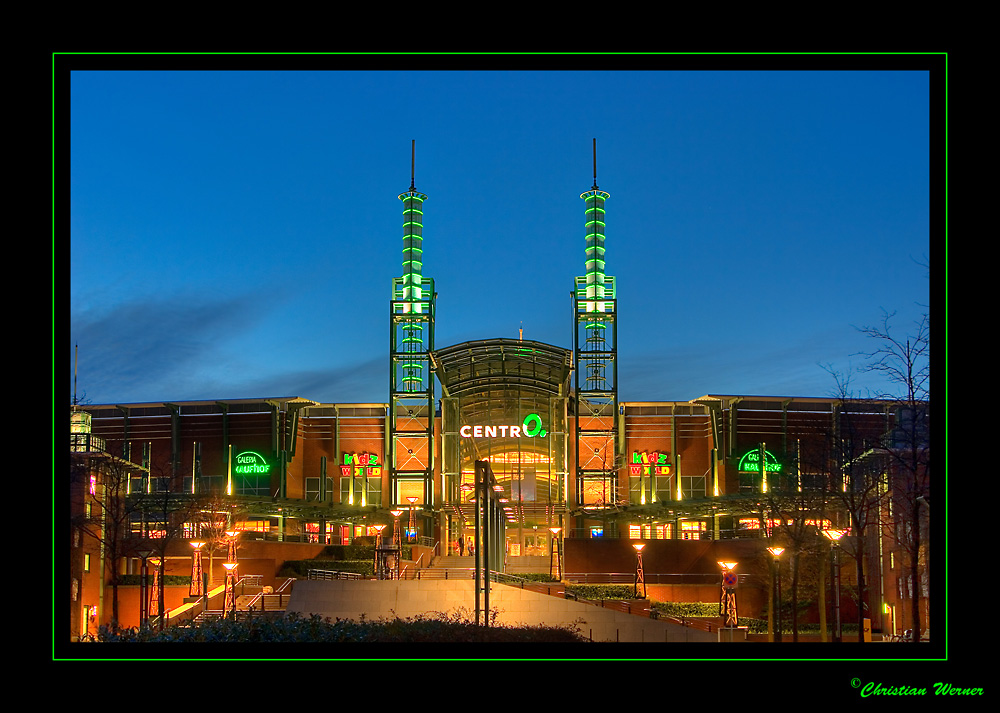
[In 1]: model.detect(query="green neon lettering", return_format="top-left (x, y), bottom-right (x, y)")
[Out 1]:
top-left (522, 413), bottom-right (546, 438)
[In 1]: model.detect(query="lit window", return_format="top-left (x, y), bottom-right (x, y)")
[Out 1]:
top-left (581, 478), bottom-right (615, 506)
top-left (84, 554), bottom-right (91, 573)
top-left (680, 520), bottom-right (706, 540)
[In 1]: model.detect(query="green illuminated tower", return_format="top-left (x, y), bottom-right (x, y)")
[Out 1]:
top-left (574, 140), bottom-right (619, 511)
top-left (390, 141), bottom-right (436, 519)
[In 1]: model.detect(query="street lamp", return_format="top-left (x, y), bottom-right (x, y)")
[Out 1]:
top-left (222, 561), bottom-right (239, 618)
top-left (372, 524), bottom-right (387, 579)
top-left (549, 526), bottom-right (562, 580)
top-left (149, 557), bottom-right (162, 627)
top-left (633, 543), bottom-right (647, 598)
top-left (718, 560), bottom-right (739, 629)
top-left (823, 528), bottom-right (848, 643)
top-left (136, 549), bottom-right (153, 628)
top-left (766, 546), bottom-right (785, 642)
top-left (189, 541), bottom-right (205, 597)
top-left (391, 509), bottom-right (404, 580)
top-left (225, 529), bottom-right (240, 565)
top-left (406, 496), bottom-right (419, 542)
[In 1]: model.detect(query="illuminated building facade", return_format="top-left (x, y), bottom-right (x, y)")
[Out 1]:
top-left (68, 145), bottom-right (929, 640)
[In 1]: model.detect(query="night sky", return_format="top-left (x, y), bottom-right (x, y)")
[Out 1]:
top-left (67, 60), bottom-right (935, 407)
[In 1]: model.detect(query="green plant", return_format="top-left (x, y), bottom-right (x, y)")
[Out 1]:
top-left (118, 574), bottom-right (192, 586)
top-left (82, 611), bottom-right (590, 644)
top-left (564, 584), bottom-right (638, 601)
top-left (649, 601), bottom-right (719, 618)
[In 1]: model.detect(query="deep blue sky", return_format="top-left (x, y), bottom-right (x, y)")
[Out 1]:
top-left (69, 68), bottom-right (932, 406)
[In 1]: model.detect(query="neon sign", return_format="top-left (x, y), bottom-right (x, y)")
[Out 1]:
top-left (460, 413), bottom-right (547, 439)
top-left (738, 449), bottom-right (782, 473)
top-left (234, 451), bottom-right (271, 475)
top-left (629, 451), bottom-right (672, 476)
top-left (341, 453), bottom-right (382, 478)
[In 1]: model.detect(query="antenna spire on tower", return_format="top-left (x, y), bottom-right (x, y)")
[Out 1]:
top-left (410, 139), bottom-right (416, 191)
top-left (592, 138), bottom-right (598, 190)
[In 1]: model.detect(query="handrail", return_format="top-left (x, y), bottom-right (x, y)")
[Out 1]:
top-left (244, 590), bottom-right (292, 612)
top-left (565, 572), bottom-right (739, 585)
top-left (308, 568), bottom-right (363, 581)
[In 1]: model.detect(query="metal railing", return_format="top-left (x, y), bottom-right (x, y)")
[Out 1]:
top-left (245, 591), bottom-right (292, 612)
top-left (407, 567), bottom-right (476, 580)
top-left (307, 569), bottom-right (363, 581)
top-left (565, 572), bottom-right (744, 585)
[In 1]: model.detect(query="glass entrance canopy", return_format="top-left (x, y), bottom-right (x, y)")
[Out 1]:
top-left (432, 339), bottom-right (571, 538)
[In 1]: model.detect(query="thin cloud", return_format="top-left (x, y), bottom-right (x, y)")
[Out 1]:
top-left (71, 291), bottom-right (276, 404)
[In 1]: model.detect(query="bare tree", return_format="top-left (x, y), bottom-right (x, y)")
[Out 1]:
top-left (70, 448), bottom-right (145, 626)
top-left (191, 493), bottom-right (247, 588)
top-left (764, 454), bottom-right (835, 642)
top-left (819, 366), bottom-right (894, 642)
top-left (135, 456), bottom-right (205, 629)
top-left (857, 310), bottom-right (930, 643)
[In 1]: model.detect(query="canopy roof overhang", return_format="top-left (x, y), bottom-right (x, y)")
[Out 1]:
top-left (430, 338), bottom-right (572, 399)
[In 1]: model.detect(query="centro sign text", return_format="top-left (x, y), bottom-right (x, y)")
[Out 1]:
top-left (460, 413), bottom-right (547, 439)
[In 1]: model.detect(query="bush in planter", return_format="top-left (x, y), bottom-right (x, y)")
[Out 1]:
top-left (650, 601), bottom-right (719, 618)
top-left (280, 560), bottom-right (374, 578)
top-left (565, 584), bottom-right (638, 601)
top-left (516, 573), bottom-right (559, 583)
top-left (119, 574), bottom-right (192, 587)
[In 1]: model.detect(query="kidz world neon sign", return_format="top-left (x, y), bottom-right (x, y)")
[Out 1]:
top-left (340, 453), bottom-right (382, 478)
top-left (460, 413), bottom-right (547, 439)
top-left (629, 450), bottom-right (672, 476)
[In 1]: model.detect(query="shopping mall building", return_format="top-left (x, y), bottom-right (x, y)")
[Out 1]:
top-left (68, 149), bottom-right (929, 641)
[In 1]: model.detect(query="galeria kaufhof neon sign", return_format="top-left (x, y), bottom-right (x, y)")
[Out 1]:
top-left (460, 413), bottom-right (547, 439)
top-left (738, 449), bottom-right (783, 473)
top-left (234, 451), bottom-right (271, 474)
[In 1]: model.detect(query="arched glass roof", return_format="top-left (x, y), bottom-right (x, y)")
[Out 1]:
top-left (430, 338), bottom-right (572, 398)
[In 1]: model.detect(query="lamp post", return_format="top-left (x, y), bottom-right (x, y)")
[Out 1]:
top-left (549, 526), bottom-right (563, 580)
top-left (633, 543), bottom-right (647, 599)
top-left (718, 560), bottom-right (739, 629)
top-left (149, 557), bottom-right (162, 628)
top-left (391, 509), bottom-right (404, 580)
top-left (136, 549), bottom-right (153, 628)
top-left (823, 528), bottom-right (847, 643)
top-left (222, 561), bottom-right (239, 618)
top-left (225, 529), bottom-right (240, 565)
top-left (406, 496), bottom-right (418, 542)
top-left (372, 524), bottom-right (387, 579)
top-left (766, 546), bottom-right (784, 643)
top-left (189, 541), bottom-right (205, 597)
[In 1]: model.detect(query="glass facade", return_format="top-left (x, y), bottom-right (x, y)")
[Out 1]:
top-left (435, 339), bottom-right (572, 555)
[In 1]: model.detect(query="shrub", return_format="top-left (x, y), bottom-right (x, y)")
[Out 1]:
top-left (565, 584), bottom-right (638, 601)
top-left (281, 560), bottom-right (373, 578)
top-left (84, 611), bottom-right (590, 643)
top-left (118, 574), bottom-right (192, 586)
top-left (650, 601), bottom-right (718, 618)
